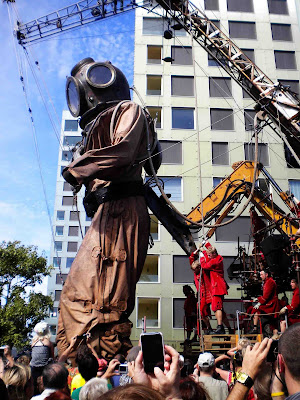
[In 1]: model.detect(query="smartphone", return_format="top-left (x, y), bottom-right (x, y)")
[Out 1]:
top-left (140, 332), bottom-right (165, 374)
top-left (267, 340), bottom-right (279, 363)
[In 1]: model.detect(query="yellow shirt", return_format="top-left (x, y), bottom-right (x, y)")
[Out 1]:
top-left (71, 373), bottom-right (85, 394)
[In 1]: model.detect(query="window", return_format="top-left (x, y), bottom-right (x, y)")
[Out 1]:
top-left (160, 140), bottom-right (182, 164)
top-left (55, 290), bottom-right (62, 301)
top-left (69, 226), bottom-right (79, 236)
top-left (53, 257), bottom-right (61, 268)
top-left (49, 307), bottom-right (58, 318)
top-left (289, 180), bottom-right (300, 200)
top-left (278, 80), bottom-right (299, 95)
top-left (213, 177), bottom-right (225, 187)
top-left (143, 17), bottom-right (164, 35)
top-left (64, 120), bottom-right (78, 131)
top-left (56, 274), bottom-right (68, 284)
top-left (62, 196), bottom-right (73, 206)
top-left (67, 242), bottom-right (78, 252)
top-left (172, 108), bottom-right (194, 129)
top-left (137, 298), bottom-right (159, 328)
top-left (148, 107), bottom-right (162, 129)
top-left (63, 182), bottom-right (73, 192)
top-left (210, 109), bottom-right (234, 130)
top-left (150, 215), bottom-right (159, 241)
top-left (244, 110), bottom-right (256, 131)
top-left (62, 150), bottom-right (73, 161)
top-left (173, 255), bottom-right (194, 283)
top-left (271, 24), bottom-right (292, 41)
top-left (171, 46), bottom-right (193, 65)
top-left (66, 258), bottom-right (75, 268)
top-left (57, 211), bottom-right (65, 220)
top-left (216, 216), bottom-right (253, 242)
top-left (54, 241), bottom-right (62, 251)
top-left (139, 255), bottom-right (159, 283)
top-left (229, 21), bottom-right (257, 39)
top-left (274, 51), bottom-right (297, 69)
top-left (244, 143), bottom-right (269, 166)
top-left (146, 177), bottom-right (182, 201)
top-left (147, 75), bottom-right (161, 95)
top-left (205, 0), bottom-right (219, 10)
top-left (268, 0), bottom-right (288, 15)
top-left (70, 211), bottom-right (79, 221)
top-left (212, 142), bottom-right (229, 165)
top-left (63, 136), bottom-right (80, 146)
top-left (227, 0), bottom-right (253, 12)
top-left (173, 298), bottom-right (185, 328)
top-left (55, 226), bottom-right (64, 236)
top-left (209, 77), bottom-right (232, 97)
top-left (241, 49), bottom-right (255, 63)
top-left (147, 46), bottom-right (162, 64)
top-left (171, 76), bottom-right (194, 96)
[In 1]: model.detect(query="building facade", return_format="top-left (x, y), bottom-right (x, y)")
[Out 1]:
top-left (47, 0), bottom-right (300, 348)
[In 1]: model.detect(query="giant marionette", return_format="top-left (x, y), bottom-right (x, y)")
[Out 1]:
top-left (56, 58), bottom-right (161, 360)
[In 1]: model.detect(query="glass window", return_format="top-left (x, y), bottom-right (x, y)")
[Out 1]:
top-left (56, 274), bottom-right (68, 284)
top-left (278, 80), bottom-right (299, 95)
top-left (54, 241), bottom-right (62, 251)
top-left (160, 141), bottom-right (182, 164)
top-left (150, 215), bottom-right (159, 241)
top-left (212, 142), bottom-right (229, 165)
top-left (146, 177), bottom-right (183, 202)
top-left (62, 196), bottom-right (73, 206)
top-left (63, 182), bottom-right (73, 192)
top-left (289, 180), bottom-right (300, 200)
top-left (244, 110), bottom-right (256, 131)
top-left (147, 75), bottom-right (161, 95)
top-left (147, 45), bottom-right (162, 64)
top-left (274, 51), bottom-right (297, 69)
top-left (244, 143), bottom-right (269, 166)
top-left (241, 49), bottom-right (255, 63)
top-left (271, 24), bottom-right (292, 41)
top-left (173, 255), bottom-right (194, 283)
top-left (63, 136), bottom-right (80, 146)
top-left (66, 257), bottom-right (75, 268)
top-left (172, 108), bottom-right (194, 129)
top-left (55, 290), bottom-right (62, 302)
top-left (213, 177), bottom-right (225, 187)
top-left (62, 150), bottom-right (73, 161)
top-left (148, 107), bottom-right (162, 129)
top-left (227, 0), bottom-right (253, 12)
top-left (268, 0), bottom-right (288, 15)
top-left (209, 77), bottom-right (232, 97)
top-left (55, 226), bottom-right (64, 236)
top-left (139, 255), bottom-right (159, 283)
top-left (205, 0), bottom-right (219, 10)
top-left (70, 211), bottom-right (79, 221)
top-left (57, 211), bottom-right (65, 220)
top-left (64, 120), bottom-right (78, 131)
top-left (53, 257), bottom-right (61, 268)
top-left (171, 76), bottom-right (194, 96)
top-left (69, 226), bottom-right (79, 236)
top-left (143, 17), bottom-right (164, 35)
top-left (173, 298), bottom-right (185, 328)
top-left (216, 216), bottom-right (253, 242)
top-left (137, 298), bottom-right (159, 328)
top-left (171, 46), bottom-right (193, 65)
top-left (67, 242), bottom-right (78, 252)
top-left (229, 21), bottom-right (257, 39)
top-left (210, 108), bottom-right (234, 130)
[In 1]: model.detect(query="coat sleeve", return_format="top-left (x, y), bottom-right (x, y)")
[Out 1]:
top-left (258, 279), bottom-right (275, 305)
top-left (63, 102), bottom-right (146, 185)
top-left (287, 289), bottom-right (300, 312)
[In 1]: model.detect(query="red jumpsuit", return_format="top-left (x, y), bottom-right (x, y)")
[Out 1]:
top-left (256, 277), bottom-right (280, 315)
top-left (286, 287), bottom-right (300, 325)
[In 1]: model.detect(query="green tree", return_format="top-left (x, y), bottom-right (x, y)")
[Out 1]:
top-left (0, 241), bottom-right (53, 348)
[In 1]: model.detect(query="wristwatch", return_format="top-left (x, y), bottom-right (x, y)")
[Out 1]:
top-left (236, 371), bottom-right (254, 388)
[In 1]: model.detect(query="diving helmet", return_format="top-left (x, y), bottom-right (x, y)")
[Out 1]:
top-left (66, 57), bottom-right (131, 117)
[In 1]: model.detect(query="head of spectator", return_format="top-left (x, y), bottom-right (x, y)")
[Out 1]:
top-left (126, 346), bottom-right (141, 363)
top-left (17, 362), bottom-right (34, 399)
top-left (237, 338), bottom-right (251, 355)
top-left (253, 362), bottom-right (272, 400)
top-left (114, 354), bottom-right (125, 364)
top-left (206, 246), bottom-right (218, 259)
top-left (42, 362), bottom-right (69, 391)
top-left (278, 322), bottom-right (300, 395)
top-left (44, 387), bottom-right (71, 400)
top-left (197, 352), bottom-right (215, 376)
top-left (98, 383), bottom-right (165, 400)
top-left (2, 364), bottom-right (27, 400)
top-left (75, 347), bottom-right (99, 382)
top-left (180, 377), bottom-right (208, 400)
top-left (181, 358), bottom-right (194, 378)
top-left (32, 321), bottom-right (51, 344)
top-left (78, 377), bottom-right (108, 400)
top-left (16, 354), bottom-right (31, 366)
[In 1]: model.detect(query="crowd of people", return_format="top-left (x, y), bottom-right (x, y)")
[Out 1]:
top-left (1, 322), bottom-right (300, 400)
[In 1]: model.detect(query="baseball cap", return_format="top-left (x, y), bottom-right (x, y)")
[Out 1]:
top-left (197, 352), bottom-right (215, 367)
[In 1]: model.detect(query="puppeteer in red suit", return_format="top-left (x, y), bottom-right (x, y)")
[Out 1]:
top-left (279, 279), bottom-right (300, 332)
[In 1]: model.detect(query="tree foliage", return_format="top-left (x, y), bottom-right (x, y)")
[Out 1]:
top-left (0, 241), bottom-right (53, 348)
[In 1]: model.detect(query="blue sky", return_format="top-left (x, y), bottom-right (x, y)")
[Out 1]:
top-left (0, 1), bottom-right (135, 263)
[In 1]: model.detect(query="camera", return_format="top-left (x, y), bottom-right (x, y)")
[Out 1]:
top-left (118, 363), bottom-right (128, 374)
top-left (140, 332), bottom-right (165, 374)
top-left (267, 340), bottom-right (279, 363)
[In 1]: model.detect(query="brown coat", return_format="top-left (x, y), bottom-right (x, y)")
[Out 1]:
top-left (56, 102), bottom-right (151, 358)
